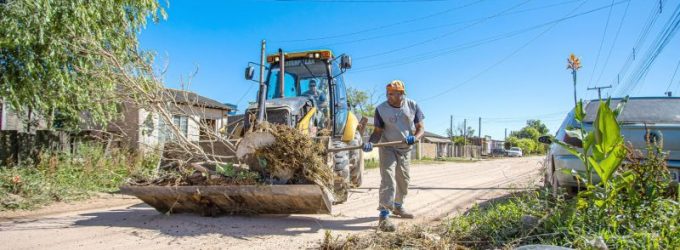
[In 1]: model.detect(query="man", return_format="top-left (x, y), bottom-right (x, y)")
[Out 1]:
top-left (362, 80), bottom-right (425, 232)
top-left (302, 79), bottom-right (328, 125)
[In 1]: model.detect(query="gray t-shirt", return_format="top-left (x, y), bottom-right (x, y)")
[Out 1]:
top-left (374, 98), bottom-right (424, 150)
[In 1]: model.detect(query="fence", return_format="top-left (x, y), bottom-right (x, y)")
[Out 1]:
top-left (0, 130), bottom-right (115, 167)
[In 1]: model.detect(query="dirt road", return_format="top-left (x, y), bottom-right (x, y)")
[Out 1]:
top-left (0, 156), bottom-right (543, 250)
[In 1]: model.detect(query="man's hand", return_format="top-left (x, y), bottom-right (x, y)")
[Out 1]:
top-left (406, 135), bottom-right (416, 145)
top-left (362, 142), bottom-right (373, 152)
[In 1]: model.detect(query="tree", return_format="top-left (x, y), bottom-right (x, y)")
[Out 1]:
top-left (0, 0), bottom-right (166, 128)
top-left (526, 119), bottom-right (549, 135)
top-left (456, 122), bottom-right (475, 138)
top-left (347, 87), bottom-right (377, 117)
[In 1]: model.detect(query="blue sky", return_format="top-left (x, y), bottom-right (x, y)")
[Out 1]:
top-left (139, 0), bottom-right (680, 140)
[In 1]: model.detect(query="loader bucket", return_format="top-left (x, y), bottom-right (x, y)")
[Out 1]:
top-left (120, 184), bottom-right (332, 215)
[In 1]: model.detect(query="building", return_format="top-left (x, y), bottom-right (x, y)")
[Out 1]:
top-left (419, 131), bottom-right (453, 159)
top-left (1, 89), bottom-right (233, 153)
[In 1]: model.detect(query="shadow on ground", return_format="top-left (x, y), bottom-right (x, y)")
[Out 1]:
top-left (68, 203), bottom-right (375, 238)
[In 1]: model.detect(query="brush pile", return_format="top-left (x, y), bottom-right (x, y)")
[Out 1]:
top-left (129, 123), bottom-right (334, 191)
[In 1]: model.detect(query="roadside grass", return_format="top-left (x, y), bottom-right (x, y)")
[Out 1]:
top-left (364, 159), bottom-right (379, 170)
top-left (0, 144), bottom-right (158, 211)
top-left (364, 157), bottom-right (478, 170)
top-left (412, 157), bottom-right (478, 165)
top-left (322, 148), bottom-right (680, 249)
top-left (322, 187), bottom-right (679, 249)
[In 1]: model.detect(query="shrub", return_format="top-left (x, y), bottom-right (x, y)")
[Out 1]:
top-left (0, 144), bottom-right (158, 210)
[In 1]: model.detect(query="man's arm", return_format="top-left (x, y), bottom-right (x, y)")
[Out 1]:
top-left (414, 121), bottom-right (424, 141)
top-left (369, 127), bottom-right (383, 144)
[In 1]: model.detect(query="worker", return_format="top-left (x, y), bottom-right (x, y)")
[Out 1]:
top-left (362, 79), bottom-right (424, 232)
top-left (302, 79), bottom-right (328, 126)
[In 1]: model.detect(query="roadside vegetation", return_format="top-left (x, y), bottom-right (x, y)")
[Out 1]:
top-left (321, 55), bottom-right (679, 249)
top-left (0, 144), bottom-right (158, 211)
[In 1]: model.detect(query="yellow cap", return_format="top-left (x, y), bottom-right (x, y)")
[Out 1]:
top-left (386, 80), bottom-right (405, 93)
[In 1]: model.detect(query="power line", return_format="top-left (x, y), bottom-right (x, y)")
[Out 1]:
top-left (301, 0), bottom-right (582, 49)
top-left (587, 0), bottom-right (616, 86)
top-left (611, 1), bottom-right (663, 95)
top-left (665, 59), bottom-right (680, 92)
top-left (616, 1), bottom-right (680, 96)
top-left (354, 0), bottom-right (532, 60)
top-left (272, 0), bottom-right (485, 43)
top-left (594, 0), bottom-right (631, 85)
top-left (417, 1), bottom-right (589, 102)
top-left (275, 0), bottom-right (454, 2)
top-left (352, 0), bottom-right (624, 72)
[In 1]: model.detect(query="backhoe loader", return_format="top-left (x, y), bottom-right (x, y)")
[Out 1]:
top-left (121, 46), bottom-right (387, 215)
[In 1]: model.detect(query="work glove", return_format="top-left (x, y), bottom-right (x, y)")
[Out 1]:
top-left (362, 142), bottom-right (373, 152)
top-left (406, 135), bottom-right (416, 145)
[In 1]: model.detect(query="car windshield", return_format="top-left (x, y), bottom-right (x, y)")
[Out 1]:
top-left (510, 147), bottom-right (521, 151)
top-left (583, 98), bottom-right (680, 123)
top-left (266, 58), bottom-right (329, 99)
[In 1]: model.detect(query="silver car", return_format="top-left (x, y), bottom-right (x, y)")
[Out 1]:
top-left (507, 147), bottom-right (523, 157)
top-left (542, 97), bottom-right (680, 193)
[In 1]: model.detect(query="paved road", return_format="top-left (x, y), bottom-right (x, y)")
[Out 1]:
top-left (0, 156), bottom-right (544, 250)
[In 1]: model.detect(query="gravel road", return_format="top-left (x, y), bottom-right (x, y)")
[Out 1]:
top-left (0, 156), bottom-right (544, 250)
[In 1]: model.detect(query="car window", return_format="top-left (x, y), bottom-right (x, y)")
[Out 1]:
top-left (584, 98), bottom-right (680, 123)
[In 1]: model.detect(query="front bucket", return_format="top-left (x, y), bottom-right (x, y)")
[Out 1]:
top-left (120, 184), bottom-right (332, 215)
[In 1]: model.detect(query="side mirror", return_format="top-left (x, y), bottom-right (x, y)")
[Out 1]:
top-left (340, 55), bottom-right (352, 69)
top-left (538, 135), bottom-right (552, 144)
top-left (245, 66), bottom-right (255, 80)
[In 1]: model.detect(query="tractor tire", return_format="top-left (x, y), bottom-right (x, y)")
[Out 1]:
top-left (349, 131), bottom-right (364, 187)
top-left (332, 140), bottom-right (351, 204)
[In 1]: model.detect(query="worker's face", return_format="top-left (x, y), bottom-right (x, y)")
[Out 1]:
top-left (387, 91), bottom-right (404, 107)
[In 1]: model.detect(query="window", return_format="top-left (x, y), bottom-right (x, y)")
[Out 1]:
top-left (173, 115), bottom-right (189, 137)
top-left (160, 115), bottom-right (188, 141)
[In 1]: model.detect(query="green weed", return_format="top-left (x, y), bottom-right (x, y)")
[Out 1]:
top-left (0, 144), bottom-right (158, 210)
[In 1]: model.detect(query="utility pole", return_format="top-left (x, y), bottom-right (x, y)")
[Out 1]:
top-left (478, 117), bottom-right (481, 138)
top-left (587, 85), bottom-right (612, 99)
top-left (463, 119), bottom-right (467, 157)
top-left (450, 115), bottom-right (453, 139)
top-left (504, 128), bottom-right (507, 141)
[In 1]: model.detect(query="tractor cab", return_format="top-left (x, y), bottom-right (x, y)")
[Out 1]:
top-left (245, 49), bottom-right (353, 137)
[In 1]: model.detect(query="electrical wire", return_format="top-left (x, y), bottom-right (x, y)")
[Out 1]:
top-left (665, 59), bottom-right (680, 92)
top-left (617, 2), bottom-right (680, 96)
top-left (301, 0), bottom-right (582, 49)
top-left (351, 0), bottom-right (624, 72)
top-left (417, 1), bottom-right (589, 103)
top-left (587, 0), bottom-right (616, 87)
top-left (594, 0), bottom-right (631, 86)
top-left (354, 0), bottom-right (532, 60)
top-left (272, 0), bottom-right (485, 43)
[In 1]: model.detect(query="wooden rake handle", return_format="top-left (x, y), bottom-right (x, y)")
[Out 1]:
top-left (327, 140), bottom-right (407, 153)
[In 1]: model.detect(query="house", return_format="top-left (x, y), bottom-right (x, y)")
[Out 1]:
top-left (419, 131), bottom-right (453, 159)
top-left (0, 99), bottom-right (48, 132)
top-left (1, 89), bottom-right (233, 153)
top-left (105, 88), bottom-right (232, 152)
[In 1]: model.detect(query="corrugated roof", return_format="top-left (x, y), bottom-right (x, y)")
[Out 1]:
top-left (164, 89), bottom-right (231, 111)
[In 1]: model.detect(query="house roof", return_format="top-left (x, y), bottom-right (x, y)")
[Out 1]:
top-left (423, 131), bottom-right (448, 139)
top-left (164, 89), bottom-right (231, 111)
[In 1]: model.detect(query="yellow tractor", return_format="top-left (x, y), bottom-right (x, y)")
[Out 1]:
top-left (122, 48), bottom-right (374, 215)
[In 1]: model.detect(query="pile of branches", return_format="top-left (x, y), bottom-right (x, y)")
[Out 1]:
top-left (248, 123), bottom-right (334, 189)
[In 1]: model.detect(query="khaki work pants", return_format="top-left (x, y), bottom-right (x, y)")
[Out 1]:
top-left (378, 147), bottom-right (411, 211)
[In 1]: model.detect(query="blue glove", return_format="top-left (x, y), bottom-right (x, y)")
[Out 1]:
top-left (362, 142), bottom-right (373, 152)
top-left (406, 135), bottom-right (416, 145)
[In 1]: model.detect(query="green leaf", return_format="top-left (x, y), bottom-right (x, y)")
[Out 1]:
top-left (587, 157), bottom-right (605, 183)
top-left (574, 99), bottom-right (585, 122)
top-left (598, 144), bottom-right (625, 184)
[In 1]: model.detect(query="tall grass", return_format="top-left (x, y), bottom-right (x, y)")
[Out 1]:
top-left (0, 144), bottom-right (158, 210)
